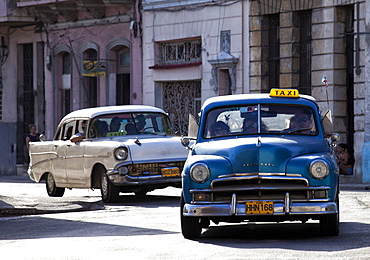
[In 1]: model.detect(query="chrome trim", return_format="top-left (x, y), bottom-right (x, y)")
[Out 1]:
top-left (113, 158), bottom-right (186, 170)
top-left (210, 175), bottom-right (310, 189)
top-left (219, 172), bottom-right (299, 178)
top-left (284, 192), bottom-right (290, 214)
top-left (183, 201), bottom-right (338, 217)
top-left (231, 193), bottom-right (237, 215)
top-left (190, 185), bottom-right (330, 194)
top-left (106, 171), bottom-right (181, 182)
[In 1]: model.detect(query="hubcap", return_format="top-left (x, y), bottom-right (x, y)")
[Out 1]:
top-left (47, 174), bottom-right (54, 192)
top-left (102, 174), bottom-right (108, 196)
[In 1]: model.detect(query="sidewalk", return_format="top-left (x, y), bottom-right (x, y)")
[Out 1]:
top-left (0, 175), bottom-right (369, 217)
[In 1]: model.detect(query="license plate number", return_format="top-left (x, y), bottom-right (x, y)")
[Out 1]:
top-left (161, 167), bottom-right (180, 177)
top-left (246, 201), bottom-right (274, 214)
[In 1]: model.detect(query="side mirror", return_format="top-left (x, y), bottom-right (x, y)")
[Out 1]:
top-left (181, 137), bottom-right (190, 147)
top-left (39, 134), bottom-right (46, 141)
top-left (331, 133), bottom-right (340, 143)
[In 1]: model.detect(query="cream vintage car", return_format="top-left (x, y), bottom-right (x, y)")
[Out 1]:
top-left (28, 105), bottom-right (188, 202)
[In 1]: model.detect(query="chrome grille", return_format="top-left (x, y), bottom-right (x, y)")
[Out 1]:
top-left (128, 161), bottom-right (185, 177)
top-left (191, 174), bottom-right (329, 202)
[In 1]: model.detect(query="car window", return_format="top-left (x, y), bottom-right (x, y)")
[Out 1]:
top-left (54, 121), bottom-right (75, 141)
top-left (89, 112), bottom-right (174, 138)
top-left (204, 104), bottom-right (317, 138)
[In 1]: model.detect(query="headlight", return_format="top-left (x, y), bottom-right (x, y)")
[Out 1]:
top-left (114, 147), bottom-right (128, 160)
top-left (309, 160), bottom-right (329, 180)
top-left (190, 163), bottom-right (210, 183)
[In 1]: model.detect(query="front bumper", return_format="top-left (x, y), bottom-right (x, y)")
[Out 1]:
top-left (183, 193), bottom-right (338, 217)
top-left (106, 172), bottom-right (181, 186)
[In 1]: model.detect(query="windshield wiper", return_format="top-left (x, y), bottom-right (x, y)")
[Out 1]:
top-left (281, 128), bottom-right (311, 134)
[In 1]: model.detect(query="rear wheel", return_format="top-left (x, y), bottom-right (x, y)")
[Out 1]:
top-left (320, 194), bottom-right (339, 236)
top-left (100, 172), bottom-right (120, 203)
top-left (180, 195), bottom-right (202, 239)
top-left (45, 173), bottom-right (65, 197)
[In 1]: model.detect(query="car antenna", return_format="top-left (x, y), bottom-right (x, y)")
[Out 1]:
top-left (321, 75), bottom-right (329, 108)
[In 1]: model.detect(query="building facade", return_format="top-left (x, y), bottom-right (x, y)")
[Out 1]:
top-left (249, 0), bottom-right (366, 184)
top-left (0, 0), bottom-right (142, 174)
top-left (141, 0), bottom-right (369, 184)
top-left (142, 0), bottom-right (250, 134)
top-left (1, 0), bottom-right (370, 184)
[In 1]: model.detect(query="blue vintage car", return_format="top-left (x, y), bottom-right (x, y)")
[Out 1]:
top-left (180, 89), bottom-right (340, 238)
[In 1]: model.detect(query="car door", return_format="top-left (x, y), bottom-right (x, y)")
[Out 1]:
top-left (50, 121), bottom-right (74, 185)
top-left (64, 119), bottom-right (89, 187)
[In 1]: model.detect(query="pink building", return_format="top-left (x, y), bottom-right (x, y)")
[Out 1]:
top-left (0, 0), bottom-right (142, 173)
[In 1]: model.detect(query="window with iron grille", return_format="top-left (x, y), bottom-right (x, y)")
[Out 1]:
top-left (299, 10), bottom-right (312, 95)
top-left (158, 39), bottom-right (202, 65)
top-left (162, 81), bottom-right (201, 135)
top-left (268, 14), bottom-right (280, 90)
top-left (262, 14), bottom-right (280, 91)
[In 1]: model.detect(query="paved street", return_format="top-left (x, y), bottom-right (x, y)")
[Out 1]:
top-left (0, 176), bottom-right (370, 259)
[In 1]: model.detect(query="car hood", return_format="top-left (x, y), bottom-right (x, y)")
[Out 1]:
top-left (193, 136), bottom-right (330, 173)
top-left (110, 135), bottom-right (188, 163)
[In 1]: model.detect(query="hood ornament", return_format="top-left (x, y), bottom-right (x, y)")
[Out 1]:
top-left (256, 136), bottom-right (262, 148)
top-left (134, 137), bottom-right (141, 146)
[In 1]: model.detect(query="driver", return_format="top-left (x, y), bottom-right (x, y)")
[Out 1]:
top-left (135, 115), bottom-right (146, 132)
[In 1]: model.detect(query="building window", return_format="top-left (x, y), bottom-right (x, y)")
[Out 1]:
top-left (83, 49), bottom-right (98, 108)
top-left (119, 52), bottom-right (130, 67)
top-left (299, 10), bottom-right (312, 95)
top-left (268, 14), bottom-right (280, 90)
top-left (117, 48), bottom-right (130, 105)
top-left (62, 53), bottom-right (71, 116)
top-left (162, 81), bottom-right (201, 135)
top-left (158, 39), bottom-right (202, 65)
top-left (261, 14), bottom-right (280, 91)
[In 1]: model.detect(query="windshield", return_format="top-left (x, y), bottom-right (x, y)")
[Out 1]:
top-left (203, 104), bottom-right (317, 138)
top-left (88, 112), bottom-right (173, 138)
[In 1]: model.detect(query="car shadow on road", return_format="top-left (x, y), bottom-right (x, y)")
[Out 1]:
top-left (103, 194), bottom-right (181, 208)
top-left (0, 215), bottom-right (177, 240)
top-left (193, 221), bottom-right (370, 252)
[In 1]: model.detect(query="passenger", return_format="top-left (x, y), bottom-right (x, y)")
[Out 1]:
top-left (210, 121), bottom-right (229, 137)
top-left (336, 143), bottom-right (354, 175)
top-left (242, 116), bottom-right (258, 134)
top-left (97, 120), bottom-right (108, 137)
top-left (109, 117), bottom-right (121, 132)
top-left (125, 123), bottom-right (137, 135)
top-left (70, 120), bottom-right (87, 143)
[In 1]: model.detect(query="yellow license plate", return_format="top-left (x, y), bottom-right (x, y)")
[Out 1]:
top-left (246, 201), bottom-right (274, 214)
top-left (161, 167), bottom-right (180, 177)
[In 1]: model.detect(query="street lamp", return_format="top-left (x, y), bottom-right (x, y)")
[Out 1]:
top-left (0, 36), bottom-right (8, 66)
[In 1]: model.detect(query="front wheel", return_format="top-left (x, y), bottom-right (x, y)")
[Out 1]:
top-left (180, 195), bottom-right (202, 239)
top-left (46, 173), bottom-right (65, 197)
top-left (100, 172), bottom-right (120, 203)
top-left (320, 194), bottom-right (339, 236)
top-left (320, 213), bottom-right (339, 236)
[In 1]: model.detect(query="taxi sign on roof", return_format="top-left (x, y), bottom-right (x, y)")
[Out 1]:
top-left (270, 88), bottom-right (299, 98)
